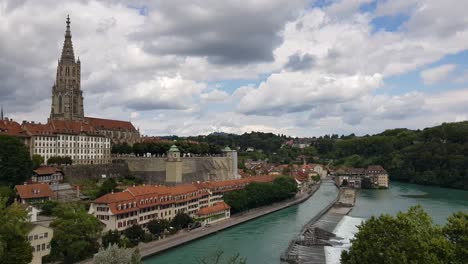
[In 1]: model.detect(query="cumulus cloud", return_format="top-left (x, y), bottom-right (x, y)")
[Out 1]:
top-left (124, 75), bottom-right (206, 111)
top-left (420, 64), bottom-right (456, 85)
top-left (134, 0), bottom-right (306, 65)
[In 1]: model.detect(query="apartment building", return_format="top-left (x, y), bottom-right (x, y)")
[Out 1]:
top-left (89, 175), bottom-right (277, 231)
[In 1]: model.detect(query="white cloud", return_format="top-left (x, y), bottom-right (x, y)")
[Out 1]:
top-left (420, 64), bottom-right (456, 85)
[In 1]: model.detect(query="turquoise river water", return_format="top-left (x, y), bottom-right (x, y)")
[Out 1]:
top-left (144, 181), bottom-right (467, 264)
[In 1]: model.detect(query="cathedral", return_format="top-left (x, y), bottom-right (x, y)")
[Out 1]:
top-left (49, 16), bottom-right (140, 146)
top-left (1, 16), bottom-right (140, 165)
top-left (50, 16), bottom-right (84, 121)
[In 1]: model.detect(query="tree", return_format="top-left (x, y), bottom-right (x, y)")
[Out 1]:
top-left (47, 156), bottom-right (72, 165)
top-left (49, 203), bottom-right (103, 263)
top-left (147, 219), bottom-right (170, 236)
top-left (32, 154), bottom-right (44, 169)
top-left (123, 225), bottom-right (145, 247)
top-left (94, 244), bottom-right (142, 264)
top-left (101, 230), bottom-right (124, 247)
top-left (97, 178), bottom-right (118, 197)
top-left (0, 198), bottom-right (33, 264)
top-left (341, 206), bottom-right (456, 264)
top-left (0, 135), bottom-right (33, 186)
top-left (443, 212), bottom-right (468, 263)
top-left (171, 213), bottom-right (194, 230)
top-left (39, 200), bottom-right (59, 216)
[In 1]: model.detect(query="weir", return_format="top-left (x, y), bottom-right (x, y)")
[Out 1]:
top-left (281, 186), bottom-right (356, 264)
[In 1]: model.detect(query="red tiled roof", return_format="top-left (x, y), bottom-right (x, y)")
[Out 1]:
top-left (49, 119), bottom-right (96, 134)
top-left (94, 191), bottom-right (135, 204)
top-left (197, 202), bottom-right (230, 216)
top-left (0, 119), bottom-right (28, 137)
top-left (15, 183), bottom-right (53, 199)
top-left (33, 166), bottom-right (63, 176)
top-left (22, 120), bottom-right (99, 136)
top-left (85, 117), bottom-right (136, 131)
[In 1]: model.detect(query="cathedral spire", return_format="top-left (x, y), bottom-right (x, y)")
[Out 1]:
top-left (1, 105), bottom-right (3, 120)
top-left (61, 15), bottom-right (75, 62)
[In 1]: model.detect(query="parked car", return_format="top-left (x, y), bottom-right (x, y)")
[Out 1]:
top-left (188, 222), bottom-right (202, 231)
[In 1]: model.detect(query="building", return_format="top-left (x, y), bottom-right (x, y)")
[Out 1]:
top-left (15, 183), bottom-right (54, 204)
top-left (195, 201), bottom-right (231, 225)
top-left (85, 117), bottom-right (140, 145)
top-left (32, 167), bottom-right (64, 184)
top-left (88, 175), bottom-right (278, 231)
top-left (22, 120), bottom-right (111, 165)
top-left (334, 165), bottom-right (389, 189)
top-left (27, 223), bottom-right (53, 264)
top-left (0, 118), bottom-right (30, 144)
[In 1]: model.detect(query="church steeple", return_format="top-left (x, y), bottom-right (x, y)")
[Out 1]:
top-left (1, 105), bottom-right (3, 120)
top-left (50, 15), bottom-right (84, 121)
top-left (61, 15), bottom-right (75, 63)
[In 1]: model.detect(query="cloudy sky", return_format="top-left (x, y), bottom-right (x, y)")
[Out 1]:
top-left (1, 0), bottom-right (467, 137)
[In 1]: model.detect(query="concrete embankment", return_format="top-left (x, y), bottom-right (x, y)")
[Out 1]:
top-left (138, 184), bottom-right (321, 259)
top-left (281, 187), bottom-right (356, 264)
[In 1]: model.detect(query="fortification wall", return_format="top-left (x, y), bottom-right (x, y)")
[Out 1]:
top-left (118, 157), bottom-right (234, 184)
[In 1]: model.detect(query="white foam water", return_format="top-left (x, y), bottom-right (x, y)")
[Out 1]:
top-left (324, 215), bottom-right (365, 264)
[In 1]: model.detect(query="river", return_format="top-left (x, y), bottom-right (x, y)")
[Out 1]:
top-left (144, 181), bottom-right (467, 264)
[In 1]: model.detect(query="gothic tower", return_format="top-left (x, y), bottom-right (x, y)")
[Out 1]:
top-left (50, 15), bottom-right (84, 121)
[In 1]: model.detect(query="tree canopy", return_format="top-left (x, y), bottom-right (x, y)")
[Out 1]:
top-left (0, 135), bottom-right (32, 186)
top-left (0, 198), bottom-right (33, 264)
top-left (341, 206), bottom-right (468, 264)
top-left (224, 176), bottom-right (297, 214)
top-left (48, 203), bottom-right (103, 263)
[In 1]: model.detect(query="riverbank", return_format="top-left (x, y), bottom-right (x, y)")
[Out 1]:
top-left (281, 187), bottom-right (356, 264)
top-left (138, 183), bottom-right (321, 259)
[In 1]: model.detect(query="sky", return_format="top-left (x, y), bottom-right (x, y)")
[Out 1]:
top-left (0, 0), bottom-right (467, 137)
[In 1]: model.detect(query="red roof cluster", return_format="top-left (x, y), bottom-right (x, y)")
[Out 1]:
top-left (15, 183), bottom-right (54, 199)
top-left (197, 202), bottom-right (230, 216)
top-left (0, 119), bottom-right (27, 137)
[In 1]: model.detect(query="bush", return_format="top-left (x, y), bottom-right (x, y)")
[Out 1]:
top-left (147, 219), bottom-right (170, 236)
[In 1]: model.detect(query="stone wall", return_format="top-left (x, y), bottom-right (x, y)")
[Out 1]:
top-left (117, 156), bottom-right (235, 184)
top-left (61, 163), bottom-right (129, 181)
